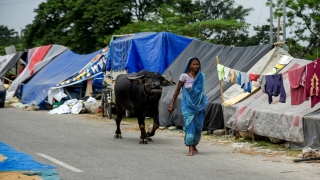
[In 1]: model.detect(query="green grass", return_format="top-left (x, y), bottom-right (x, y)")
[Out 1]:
top-left (231, 138), bottom-right (301, 157)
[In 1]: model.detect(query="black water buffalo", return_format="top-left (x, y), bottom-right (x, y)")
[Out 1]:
top-left (114, 70), bottom-right (175, 144)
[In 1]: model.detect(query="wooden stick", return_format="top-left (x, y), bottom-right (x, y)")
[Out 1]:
top-left (277, 17), bottom-right (280, 43)
top-left (274, 41), bottom-right (287, 46)
top-left (216, 56), bottom-right (227, 135)
top-left (1, 77), bottom-right (13, 85)
top-left (2, 76), bottom-right (12, 82)
top-left (293, 157), bottom-right (320, 163)
top-left (85, 78), bottom-right (93, 97)
top-left (216, 56), bottom-right (224, 103)
top-left (63, 88), bottom-right (73, 99)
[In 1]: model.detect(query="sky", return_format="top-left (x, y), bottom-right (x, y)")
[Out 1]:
top-left (0, 0), bottom-right (271, 37)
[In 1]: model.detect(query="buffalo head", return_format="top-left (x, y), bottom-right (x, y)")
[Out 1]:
top-left (127, 70), bottom-right (175, 94)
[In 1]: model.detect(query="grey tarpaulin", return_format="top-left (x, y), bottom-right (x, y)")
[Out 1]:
top-left (159, 39), bottom-right (274, 132)
top-left (302, 110), bottom-right (320, 149)
top-left (0, 52), bottom-right (25, 78)
top-left (8, 44), bottom-right (68, 93)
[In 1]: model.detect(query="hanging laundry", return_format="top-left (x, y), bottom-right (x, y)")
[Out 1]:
top-left (265, 74), bottom-right (286, 104)
top-left (217, 64), bottom-right (225, 81)
top-left (237, 71), bottom-right (241, 85)
top-left (229, 69), bottom-right (236, 83)
top-left (240, 72), bottom-right (251, 93)
top-left (234, 70), bottom-right (240, 78)
top-left (258, 75), bottom-right (266, 93)
top-left (223, 67), bottom-right (231, 82)
top-left (305, 58), bottom-right (320, 108)
top-left (288, 65), bottom-right (308, 105)
top-left (249, 73), bottom-right (260, 81)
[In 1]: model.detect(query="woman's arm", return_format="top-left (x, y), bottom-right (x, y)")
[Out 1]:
top-left (168, 81), bottom-right (184, 114)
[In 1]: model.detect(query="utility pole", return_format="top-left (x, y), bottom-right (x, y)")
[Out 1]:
top-left (270, 0), bottom-right (273, 43)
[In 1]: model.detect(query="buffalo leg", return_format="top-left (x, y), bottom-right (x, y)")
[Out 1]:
top-left (147, 114), bottom-right (159, 138)
top-left (114, 105), bottom-right (125, 139)
top-left (136, 113), bottom-right (148, 144)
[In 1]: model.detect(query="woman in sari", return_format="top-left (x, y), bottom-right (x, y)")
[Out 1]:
top-left (168, 57), bottom-right (207, 156)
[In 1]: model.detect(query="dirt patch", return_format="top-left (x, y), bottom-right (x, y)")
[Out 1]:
top-left (0, 154), bottom-right (6, 162)
top-left (77, 113), bottom-right (110, 122)
top-left (0, 172), bottom-right (41, 180)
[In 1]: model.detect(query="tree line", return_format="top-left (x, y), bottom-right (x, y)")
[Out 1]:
top-left (0, 0), bottom-right (319, 60)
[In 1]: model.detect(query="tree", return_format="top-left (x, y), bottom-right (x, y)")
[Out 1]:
top-left (0, 25), bottom-right (18, 45)
top-left (0, 25), bottom-right (21, 55)
top-left (130, 0), bottom-right (177, 21)
top-left (23, 0), bottom-right (132, 54)
top-left (23, 0), bottom-right (255, 53)
top-left (199, 0), bottom-right (253, 46)
top-left (106, 0), bottom-right (251, 46)
top-left (239, 25), bottom-right (279, 46)
top-left (273, 0), bottom-right (320, 60)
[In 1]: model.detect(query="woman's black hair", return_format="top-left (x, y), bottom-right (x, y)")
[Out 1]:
top-left (187, 57), bottom-right (200, 67)
top-left (184, 57), bottom-right (201, 73)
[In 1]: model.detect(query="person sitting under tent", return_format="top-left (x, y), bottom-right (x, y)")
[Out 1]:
top-left (7, 64), bottom-right (25, 80)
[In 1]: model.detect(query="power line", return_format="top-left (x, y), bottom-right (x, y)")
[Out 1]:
top-left (257, 0), bottom-right (266, 25)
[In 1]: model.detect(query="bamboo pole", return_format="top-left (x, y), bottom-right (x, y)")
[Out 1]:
top-left (216, 56), bottom-right (224, 103)
top-left (85, 78), bottom-right (93, 97)
top-left (277, 17), bottom-right (280, 43)
top-left (63, 88), bottom-right (73, 99)
top-left (216, 56), bottom-right (227, 135)
top-left (274, 41), bottom-right (287, 46)
top-left (273, 17), bottom-right (288, 47)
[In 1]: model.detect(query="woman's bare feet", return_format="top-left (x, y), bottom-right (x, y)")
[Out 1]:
top-left (187, 146), bottom-right (194, 156)
top-left (186, 152), bottom-right (194, 156)
top-left (186, 146), bottom-right (196, 156)
top-left (194, 146), bottom-right (198, 153)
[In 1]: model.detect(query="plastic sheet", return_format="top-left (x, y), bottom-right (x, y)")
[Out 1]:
top-left (107, 32), bottom-right (193, 74)
top-left (303, 110), bottom-right (320, 149)
top-left (0, 142), bottom-right (59, 179)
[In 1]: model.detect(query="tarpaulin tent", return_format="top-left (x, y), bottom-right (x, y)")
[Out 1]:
top-left (106, 32), bottom-right (194, 74)
top-left (0, 53), bottom-right (23, 78)
top-left (8, 45), bottom-right (67, 93)
top-left (21, 48), bottom-right (102, 106)
top-left (225, 58), bottom-right (320, 146)
top-left (54, 47), bottom-right (109, 88)
top-left (159, 39), bottom-right (274, 132)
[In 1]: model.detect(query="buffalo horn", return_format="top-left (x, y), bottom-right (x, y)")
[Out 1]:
top-left (127, 74), bottom-right (145, 80)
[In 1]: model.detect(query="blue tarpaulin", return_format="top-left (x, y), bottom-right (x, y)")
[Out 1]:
top-left (107, 32), bottom-right (194, 74)
top-left (0, 142), bottom-right (59, 179)
top-left (21, 49), bottom-right (102, 105)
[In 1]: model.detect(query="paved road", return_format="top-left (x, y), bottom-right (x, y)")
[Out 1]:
top-left (1, 107), bottom-right (320, 180)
